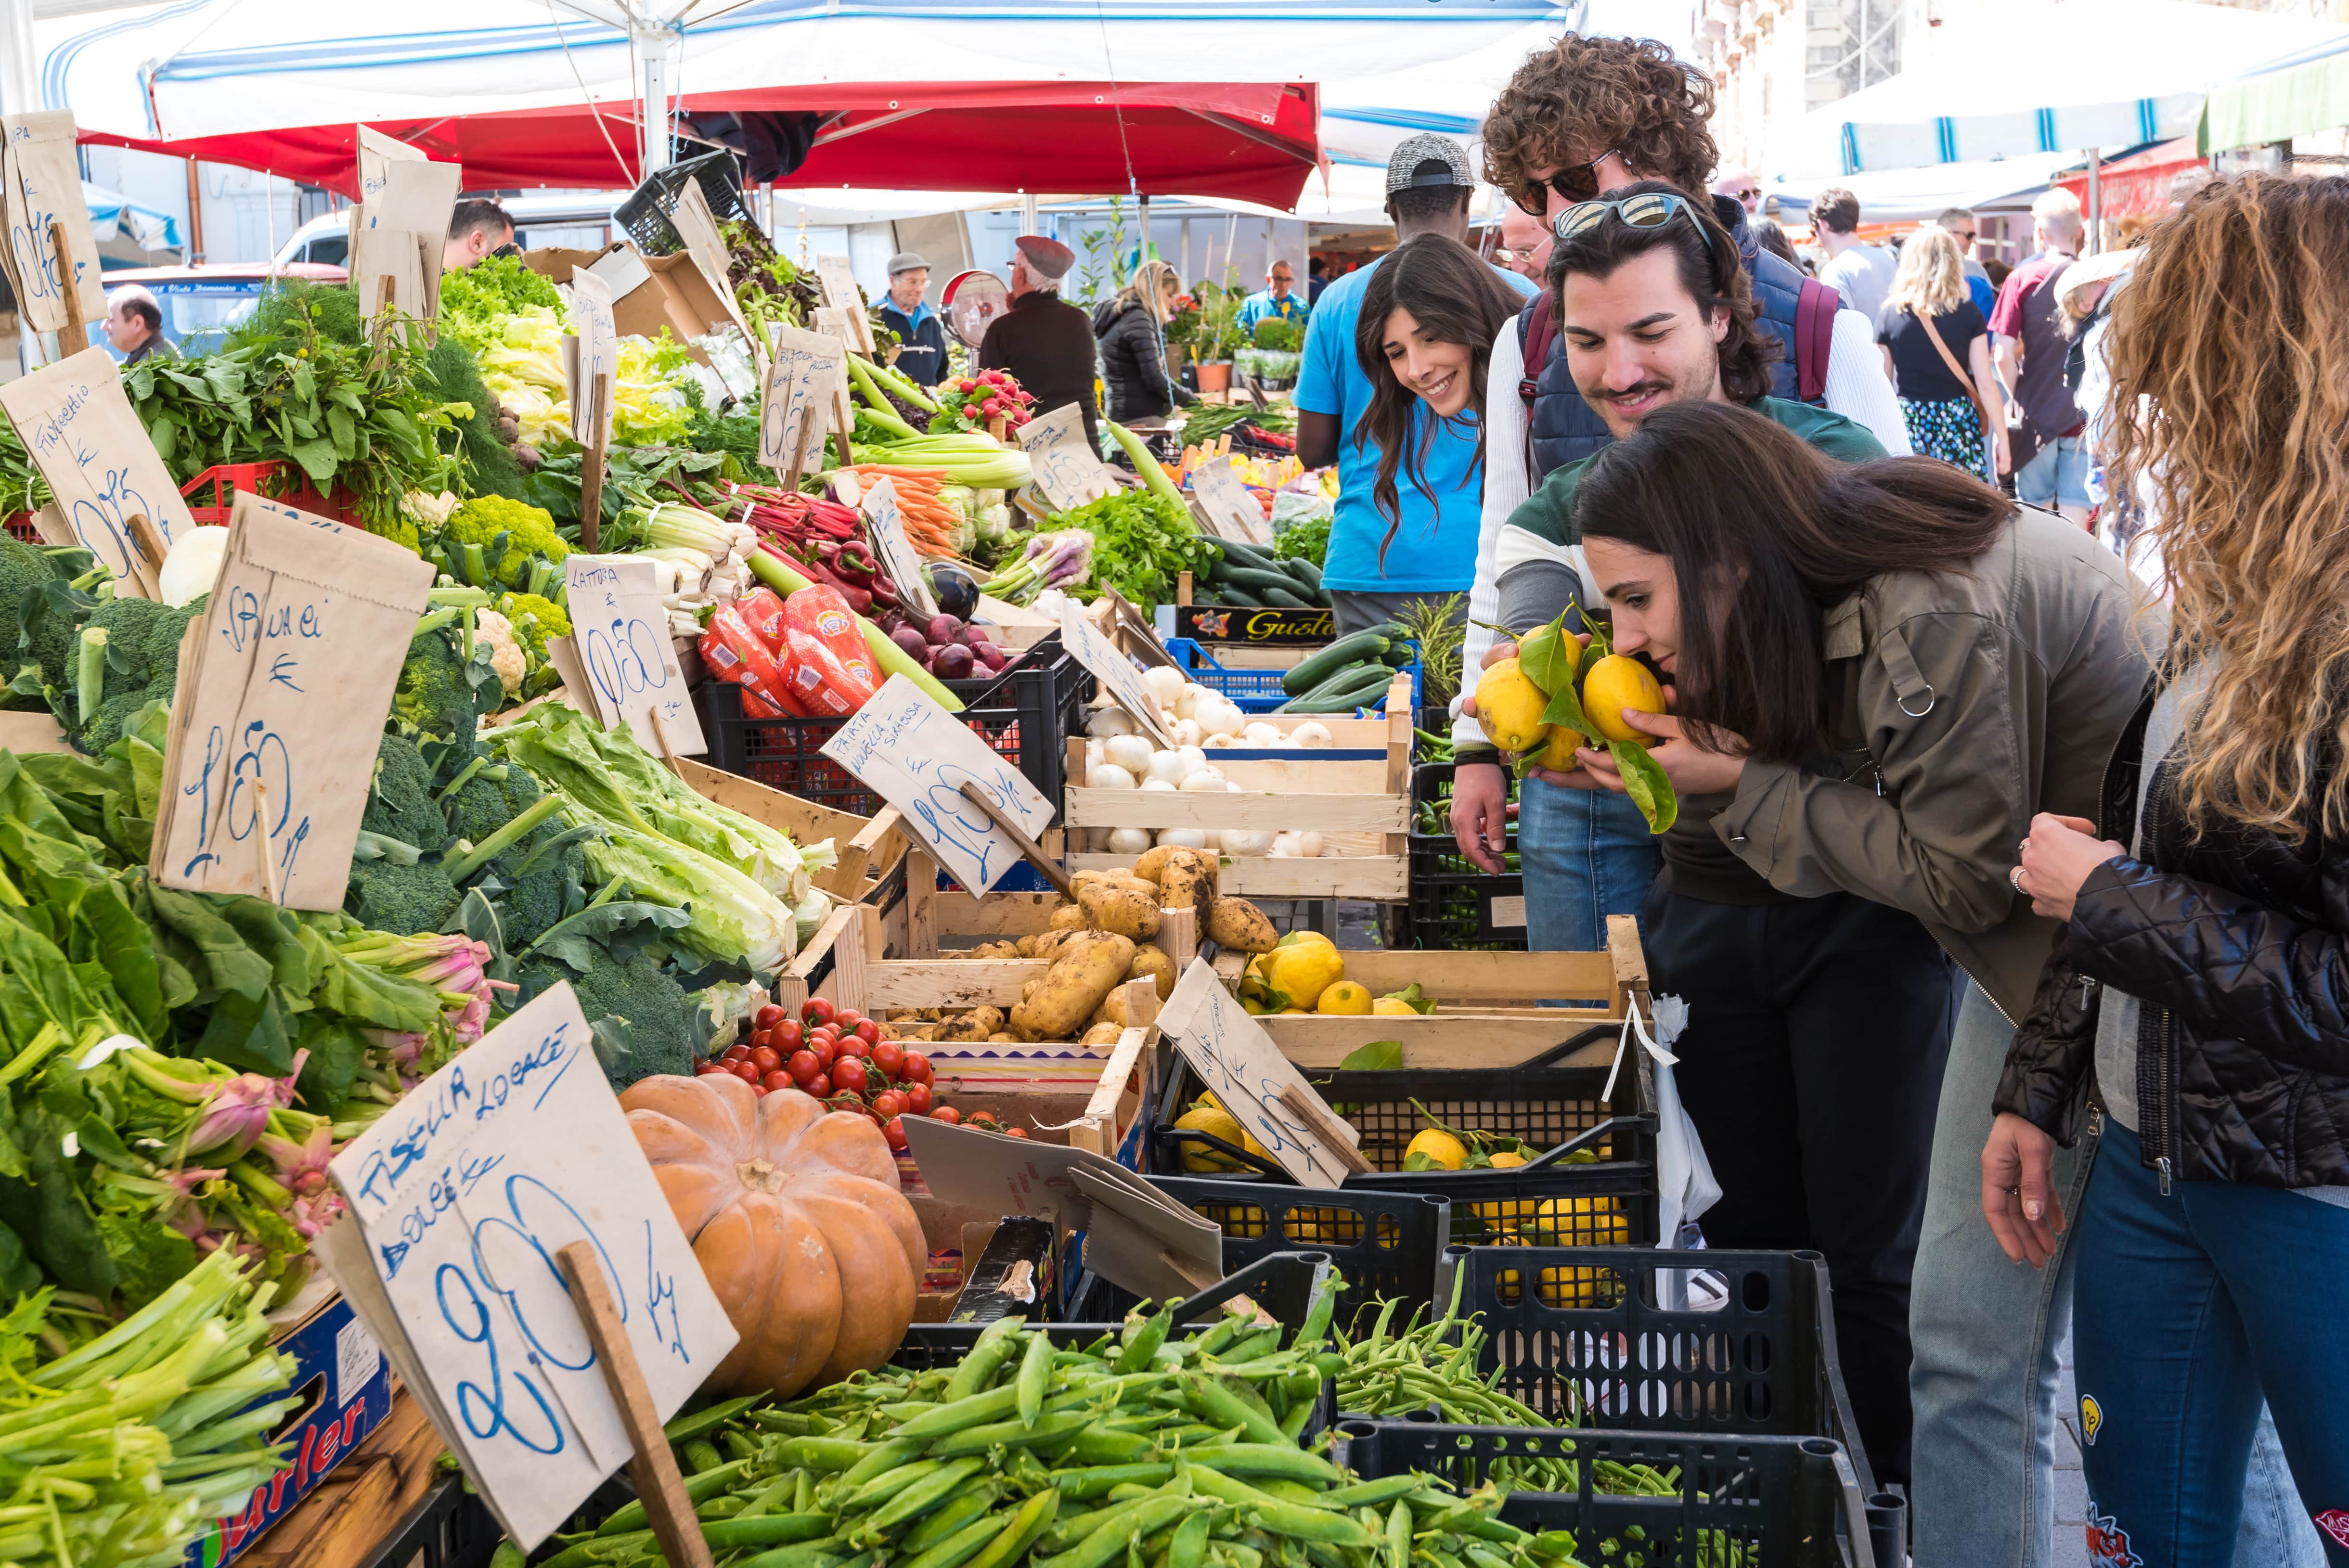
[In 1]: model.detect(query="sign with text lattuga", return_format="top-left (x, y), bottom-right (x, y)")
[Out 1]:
top-left (820, 673), bottom-right (1053, 893)
top-left (565, 554), bottom-right (707, 758)
top-left (0, 345), bottom-right (196, 596)
top-left (315, 982), bottom-right (737, 1551)
top-left (152, 492), bottom-right (434, 907)
top-left (1017, 402), bottom-right (1116, 511)
top-left (1058, 598), bottom-right (1175, 748)
top-left (759, 322), bottom-right (846, 479)
top-left (0, 112), bottom-right (104, 335)
top-left (1155, 958), bottom-right (1355, 1187)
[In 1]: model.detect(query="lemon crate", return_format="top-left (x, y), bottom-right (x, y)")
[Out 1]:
top-left (1057, 679), bottom-right (1415, 900)
top-left (1331, 1421), bottom-right (1875, 1568)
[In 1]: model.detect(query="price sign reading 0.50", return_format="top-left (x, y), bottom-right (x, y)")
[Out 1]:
top-left (563, 556), bottom-right (707, 757)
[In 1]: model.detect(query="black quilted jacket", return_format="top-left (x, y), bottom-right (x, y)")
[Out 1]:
top-left (1995, 690), bottom-right (2349, 1190)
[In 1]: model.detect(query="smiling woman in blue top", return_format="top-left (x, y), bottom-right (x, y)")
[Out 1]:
top-left (1296, 134), bottom-right (1538, 634)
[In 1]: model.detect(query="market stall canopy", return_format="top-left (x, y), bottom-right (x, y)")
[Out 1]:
top-left (1762, 152), bottom-right (2080, 227)
top-left (2201, 32), bottom-right (2349, 154)
top-left (1797, 0), bottom-right (2345, 175)
top-left (41, 0), bottom-right (1588, 207)
top-left (2051, 138), bottom-right (2207, 220)
top-left (83, 181), bottom-right (182, 250)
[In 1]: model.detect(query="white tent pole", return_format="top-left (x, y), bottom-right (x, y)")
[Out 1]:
top-left (2086, 146), bottom-right (2101, 256)
top-left (0, 0), bottom-right (37, 115)
top-left (637, 17), bottom-right (671, 173)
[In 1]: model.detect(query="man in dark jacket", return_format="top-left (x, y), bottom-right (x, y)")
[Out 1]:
top-left (978, 235), bottom-right (1099, 449)
top-left (875, 251), bottom-right (947, 388)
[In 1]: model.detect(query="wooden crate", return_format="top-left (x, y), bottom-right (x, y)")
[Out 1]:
top-left (1229, 915), bottom-right (1651, 1070)
top-left (675, 756), bottom-right (906, 903)
top-left (1058, 672), bottom-right (1413, 900)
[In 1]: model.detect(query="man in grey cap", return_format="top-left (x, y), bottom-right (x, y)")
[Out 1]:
top-left (1293, 133), bottom-right (1536, 635)
top-left (876, 251), bottom-right (947, 387)
top-left (979, 235), bottom-right (1100, 449)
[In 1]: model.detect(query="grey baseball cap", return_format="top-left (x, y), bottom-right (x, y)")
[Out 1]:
top-left (1386, 134), bottom-right (1475, 195)
top-left (886, 251), bottom-right (929, 275)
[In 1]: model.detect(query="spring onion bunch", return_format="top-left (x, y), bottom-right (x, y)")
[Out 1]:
top-left (979, 529), bottom-right (1093, 604)
top-left (841, 435), bottom-right (1033, 491)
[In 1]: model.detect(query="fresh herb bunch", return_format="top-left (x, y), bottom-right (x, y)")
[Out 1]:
top-left (722, 219), bottom-right (821, 345)
top-left (1251, 316), bottom-right (1304, 352)
top-left (1271, 509), bottom-right (1330, 567)
top-left (1055, 489), bottom-right (1215, 612)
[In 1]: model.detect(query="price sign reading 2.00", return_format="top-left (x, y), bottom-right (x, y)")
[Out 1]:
top-left (822, 674), bottom-right (1055, 895)
top-left (563, 556), bottom-right (707, 757)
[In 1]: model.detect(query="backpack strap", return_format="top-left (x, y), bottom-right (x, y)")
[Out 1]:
top-left (1518, 291), bottom-right (1555, 408)
top-left (1794, 279), bottom-right (1839, 404)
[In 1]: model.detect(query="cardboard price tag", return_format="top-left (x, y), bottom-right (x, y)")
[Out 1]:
top-left (1155, 959), bottom-right (1359, 1188)
top-left (1189, 459), bottom-right (1271, 546)
top-left (349, 157), bottom-right (459, 323)
top-left (354, 127), bottom-right (445, 232)
top-left (564, 555), bottom-right (707, 758)
top-left (569, 267), bottom-right (619, 446)
top-left (152, 492), bottom-right (435, 907)
top-left (815, 254), bottom-right (875, 353)
top-left (821, 674), bottom-right (1054, 894)
top-left (315, 982), bottom-right (738, 1551)
top-left (1017, 403), bottom-right (1117, 511)
top-left (668, 181), bottom-right (761, 357)
top-left (0, 112), bottom-right (105, 335)
top-left (1058, 598), bottom-right (1175, 748)
top-left (760, 323), bottom-right (847, 483)
top-left (0, 345), bottom-right (198, 596)
top-left (861, 478), bottom-right (937, 619)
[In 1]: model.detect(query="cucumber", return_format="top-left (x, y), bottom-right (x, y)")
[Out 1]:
top-left (1276, 666), bottom-right (1400, 713)
top-left (1281, 631), bottom-right (1392, 696)
top-left (1281, 557), bottom-right (1323, 590)
top-left (1217, 566), bottom-right (1307, 596)
top-left (1216, 538), bottom-right (1279, 570)
top-left (1293, 660), bottom-right (1379, 696)
top-left (1260, 585), bottom-right (1315, 608)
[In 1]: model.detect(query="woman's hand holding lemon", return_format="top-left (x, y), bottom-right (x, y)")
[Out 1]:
top-left (1575, 702), bottom-right (1751, 797)
top-left (1459, 631), bottom-right (1609, 788)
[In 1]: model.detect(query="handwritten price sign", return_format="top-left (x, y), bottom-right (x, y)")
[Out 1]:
top-left (0, 346), bottom-right (199, 595)
top-left (821, 674), bottom-right (1055, 894)
top-left (862, 478), bottom-right (938, 619)
top-left (1156, 958), bottom-right (1353, 1187)
top-left (151, 492), bottom-right (433, 907)
top-left (1059, 598), bottom-right (1175, 747)
top-left (1017, 403), bottom-right (1117, 511)
top-left (0, 112), bottom-right (104, 335)
top-left (320, 983), bottom-right (736, 1550)
top-left (760, 323), bottom-right (847, 481)
top-left (564, 555), bottom-right (706, 758)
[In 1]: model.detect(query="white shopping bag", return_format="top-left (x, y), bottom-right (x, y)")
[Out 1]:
top-left (1604, 992), bottom-right (1725, 1310)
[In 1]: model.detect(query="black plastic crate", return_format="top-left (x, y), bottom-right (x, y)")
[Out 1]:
top-left (699, 633), bottom-right (1087, 816)
top-left (1068, 1181), bottom-right (1447, 1335)
top-left (1332, 1420), bottom-right (1872, 1568)
top-left (1399, 760), bottom-right (1526, 952)
top-left (1420, 1246), bottom-right (1871, 1492)
top-left (611, 149), bottom-right (761, 256)
top-left (355, 1475), bottom-right (502, 1568)
top-left (1147, 1037), bottom-right (1658, 1245)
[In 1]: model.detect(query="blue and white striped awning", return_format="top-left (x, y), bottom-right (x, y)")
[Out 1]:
top-left (83, 181), bottom-right (181, 250)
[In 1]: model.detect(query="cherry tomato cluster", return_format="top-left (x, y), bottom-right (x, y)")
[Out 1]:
top-left (696, 999), bottom-right (960, 1155)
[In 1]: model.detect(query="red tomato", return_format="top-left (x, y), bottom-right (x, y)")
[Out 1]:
top-left (803, 998), bottom-right (836, 1027)
top-left (753, 1083), bottom-right (770, 1097)
top-left (900, 1054), bottom-right (933, 1087)
top-left (871, 1041), bottom-right (905, 1080)
top-left (745, 1028), bottom-right (771, 1054)
top-left (808, 1026), bottom-right (839, 1051)
top-left (836, 1008), bottom-right (865, 1031)
top-left (904, 1082), bottom-right (933, 1116)
top-left (723, 1044), bottom-right (750, 1064)
top-left (883, 1116), bottom-right (910, 1154)
top-left (749, 1046), bottom-right (782, 1076)
top-left (835, 1036), bottom-right (870, 1062)
top-left (773, 1020), bottom-right (803, 1053)
top-left (808, 1074), bottom-right (831, 1099)
top-left (852, 1020), bottom-right (881, 1048)
top-left (761, 1070), bottom-right (793, 1093)
top-left (693, 1059), bottom-right (720, 1076)
top-left (733, 1062), bottom-right (761, 1083)
top-left (930, 1104), bottom-right (961, 1125)
top-left (753, 1003), bottom-right (786, 1033)
top-left (809, 1037), bottom-right (838, 1071)
top-left (832, 1058), bottom-right (870, 1095)
top-left (788, 1049), bottom-right (822, 1085)
top-left (1004, 1127), bottom-right (1029, 1139)
top-left (871, 1089), bottom-right (907, 1120)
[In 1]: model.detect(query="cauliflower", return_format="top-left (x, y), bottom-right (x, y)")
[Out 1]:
top-left (474, 609), bottom-right (527, 697)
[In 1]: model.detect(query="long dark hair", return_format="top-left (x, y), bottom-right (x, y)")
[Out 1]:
top-left (1547, 180), bottom-right (1780, 405)
top-left (1573, 401), bottom-right (2011, 762)
top-left (1352, 235), bottom-right (1524, 567)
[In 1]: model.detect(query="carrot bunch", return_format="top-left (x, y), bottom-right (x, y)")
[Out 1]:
top-left (844, 465), bottom-right (966, 557)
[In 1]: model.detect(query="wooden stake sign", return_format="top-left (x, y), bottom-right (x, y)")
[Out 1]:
top-left (1155, 958), bottom-right (1363, 1188)
top-left (759, 322), bottom-right (848, 488)
top-left (315, 982), bottom-right (737, 1552)
top-left (564, 554), bottom-right (707, 757)
top-left (809, 308), bottom-right (867, 465)
top-left (151, 492), bottom-right (435, 907)
top-left (0, 112), bottom-right (106, 337)
top-left (820, 674), bottom-right (1055, 894)
top-left (0, 345), bottom-right (201, 596)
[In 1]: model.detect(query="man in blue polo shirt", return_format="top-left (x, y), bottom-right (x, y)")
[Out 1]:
top-left (1237, 261), bottom-right (1310, 334)
top-left (1295, 135), bottom-right (1537, 634)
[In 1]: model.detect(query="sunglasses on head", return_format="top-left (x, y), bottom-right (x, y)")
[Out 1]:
top-left (1553, 191), bottom-right (1736, 277)
top-left (1515, 149), bottom-right (1615, 217)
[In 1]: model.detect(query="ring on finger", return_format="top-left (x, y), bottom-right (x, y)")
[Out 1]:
top-left (2010, 865), bottom-right (2027, 891)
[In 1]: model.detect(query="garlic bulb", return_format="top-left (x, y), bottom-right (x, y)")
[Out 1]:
top-left (1104, 733), bottom-right (1154, 775)
top-left (1178, 769), bottom-right (1227, 792)
top-left (1086, 706), bottom-right (1138, 738)
top-left (1145, 749), bottom-right (1196, 786)
top-left (1156, 828), bottom-right (1210, 849)
top-left (1220, 828), bottom-right (1275, 855)
top-left (1107, 827), bottom-right (1154, 854)
top-left (1290, 721), bottom-right (1331, 746)
top-left (1241, 723), bottom-right (1283, 747)
top-left (1203, 733), bottom-right (1237, 749)
top-left (1141, 778), bottom-right (1178, 792)
top-left (1143, 665), bottom-right (1187, 703)
top-left (1198, 703), bottom-right (1246, 739)
top-left (1169, 718), bottom-right (1205, 747)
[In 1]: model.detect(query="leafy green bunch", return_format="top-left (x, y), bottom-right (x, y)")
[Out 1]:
top-left (1252, 315), bottom-right (1305, 352)
top-left (1271, 509), bottom-right (1330, 566)
top-left (438, 253), bottom-right (567, 355)
top-left (1054, 489), bottom-right (1217, 613)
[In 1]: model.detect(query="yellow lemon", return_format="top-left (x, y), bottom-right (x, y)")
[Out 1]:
top-left (1404, 1128), bottom-right (1468, 1170)
top-left (1241, 994), bottom-right (1273, 1015)
top-left (1371, 997), bottom-right (1419, 1016)
top-left (1473, 657), bottom-right (1552, 755)
top-left (1263, 941), bottom-right (1345, 1013)
top-left (1527, 1195), bottom-right (1622, 1245)
top-left (1279, 1008), bottom-right (1310, 1015)
top-left (1174, 1105), bottom-right (1250, 1172)
top-left (1317, 981), bottom-right (1372, 1015)
top-left (1579, 654), bottom-right (1665, 746)
top-left (1486, 1150), bottom-right (1528, 1169)
top-left (1533, 727), bottom-right (1584, 771)
top-left (1278, 930), bottom-right (1336, 951)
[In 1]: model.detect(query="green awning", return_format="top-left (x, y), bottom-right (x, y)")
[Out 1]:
top-left (2201, 41), bottom-right (2349, 152)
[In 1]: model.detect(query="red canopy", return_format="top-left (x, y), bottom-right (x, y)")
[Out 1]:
top-left (2055, 138), bottom-right (2207, 220)
top-left (78, 82), bottom-right (1322, 208)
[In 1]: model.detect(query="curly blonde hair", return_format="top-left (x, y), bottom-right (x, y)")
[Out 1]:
top-left (2106, 173), bottom-right (2349, 841)
top-left (1481, 35), bottom-right (1718, 207)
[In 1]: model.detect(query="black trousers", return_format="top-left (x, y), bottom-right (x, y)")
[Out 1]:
top-left (1641, 884), bottom-right (1961, 1491)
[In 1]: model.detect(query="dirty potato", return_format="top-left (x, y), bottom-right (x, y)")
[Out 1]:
top-left (1205, 895), bottom-right (1279, 953)
top-left (1080, 1022), bottom-right (1124, 1048)
top-left (1127, 944), bottom-right (1176, 1002)
top-left (1155, 847), bottom-right (1219, 911)
top-left (1009, 931), bottom-right (1137, 1039)
top-left (1049, 902), bottom-right (1091, 934)
top-left (1079, 880), bottom-right (1163, 939)
top-left (1132, 844), bottom-right (1176, 885)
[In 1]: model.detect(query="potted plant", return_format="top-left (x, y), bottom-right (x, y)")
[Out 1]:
top-left (1190, 282), bottom-right (1241, 394)
top-left (1163, 292), bottom-right (1200, 376)
top-left (1235, 316), bottom-right (1305, 389)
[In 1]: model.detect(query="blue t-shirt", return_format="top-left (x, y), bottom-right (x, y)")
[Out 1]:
top-left (1237, 290), bottom-right (1310, 332)
top-left (1296, 257), bottom-right (1538, 594)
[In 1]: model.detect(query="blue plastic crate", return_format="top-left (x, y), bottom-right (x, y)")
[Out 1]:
top-left (1164, 637), bottom-right (1421, 714)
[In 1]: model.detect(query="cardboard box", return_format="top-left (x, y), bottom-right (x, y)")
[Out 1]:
top-left (521, 245), bottom-right (736, 361)
top-left (184, 1290), bottom-right (393, 1567)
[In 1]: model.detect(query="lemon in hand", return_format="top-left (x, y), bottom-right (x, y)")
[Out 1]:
top-left (1579, 655), bottom-right (1665, 746)
top-left (1474, 657), bottom-right (1552, 755)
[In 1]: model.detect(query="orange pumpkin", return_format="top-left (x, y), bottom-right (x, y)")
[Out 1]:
top-left (622, 1074), bottom-right (925, 1399)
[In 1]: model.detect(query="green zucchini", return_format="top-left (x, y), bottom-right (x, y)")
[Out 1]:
top-left (1217, 566), bottom-right (1307, 596)
top-left (1216, 538), bottom-right (1279, 570)
top-left (1277, 666), bottom-right (1400, 713)
top-left (1281, 557), bottom-right (1323, 590)
top-left (1259, 585), bottom-right (1315, 608)
top-left (1281, 632), bottom-right (1392, 696)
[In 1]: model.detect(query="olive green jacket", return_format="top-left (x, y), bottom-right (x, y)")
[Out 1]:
top-left (1714, 507), bottom-right (2154, 1025)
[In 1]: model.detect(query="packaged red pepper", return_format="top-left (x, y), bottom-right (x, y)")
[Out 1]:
top-left (778, 626), bottom-right (878, 717)
top-left (735, 586), bottom-right (789, 650)
top-left (700, 607), bottom-right (804, 717)
top-left (782, 585), bottom-right (879, 689)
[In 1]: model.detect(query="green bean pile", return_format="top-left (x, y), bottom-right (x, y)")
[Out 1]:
top-left (519, 1277), bottom-right (1612, 1568)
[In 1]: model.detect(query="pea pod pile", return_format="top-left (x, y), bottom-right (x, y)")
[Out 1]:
top-left (525, 1277), bottom-right (1606, 1568)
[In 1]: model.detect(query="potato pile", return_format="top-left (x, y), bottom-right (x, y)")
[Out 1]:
top-left (884, 848), bottom-right (1279, 1048)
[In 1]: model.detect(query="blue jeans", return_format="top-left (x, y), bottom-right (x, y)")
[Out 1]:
top-left (1517, 779), bottom-right (1658, 953)
top-left (2016, 433), bottom-right (2092, 510)
top-left (2074, 1120), bottom-right (2349, 1566)
top-left (1908, 983), bottom-right (2322, 1568)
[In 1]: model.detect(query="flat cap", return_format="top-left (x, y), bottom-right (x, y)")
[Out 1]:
top-left (1014, 234), bottom-right (1075, 279)
top-left (886, 251), bottom-right (929, 275)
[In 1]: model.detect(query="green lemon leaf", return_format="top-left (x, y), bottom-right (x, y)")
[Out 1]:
top-left (1540, 671), bottom-right (1604, 745)
top-left (1402, 1150), bottom-right (1447, 1172)
top-left (1609, 739), bottom-right (1678, 835)
top-left (1515, 608), bottom-right (1576, 695)
top-left (1338, 1040), bottom-right (1405, 1071)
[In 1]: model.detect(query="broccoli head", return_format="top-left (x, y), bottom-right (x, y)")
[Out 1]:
top-left (74, 596), bottom-right (197, 754)
top-left (495, 835), bottom-right (587, 948)
top-left (345, 856), bottom-right (461, 937)
top-left (517, 949), bottom-right (693, 1089)
top-left (361, 733), bottom-right (448, 854)
top-left (393, 624), bottom-right (498, 758)
top-left (447, 761), bottom-right (542, 848)
top-left (439, 496), bottom-right (568, 594)
top-left (0, 535), bottom-right (64, 681)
